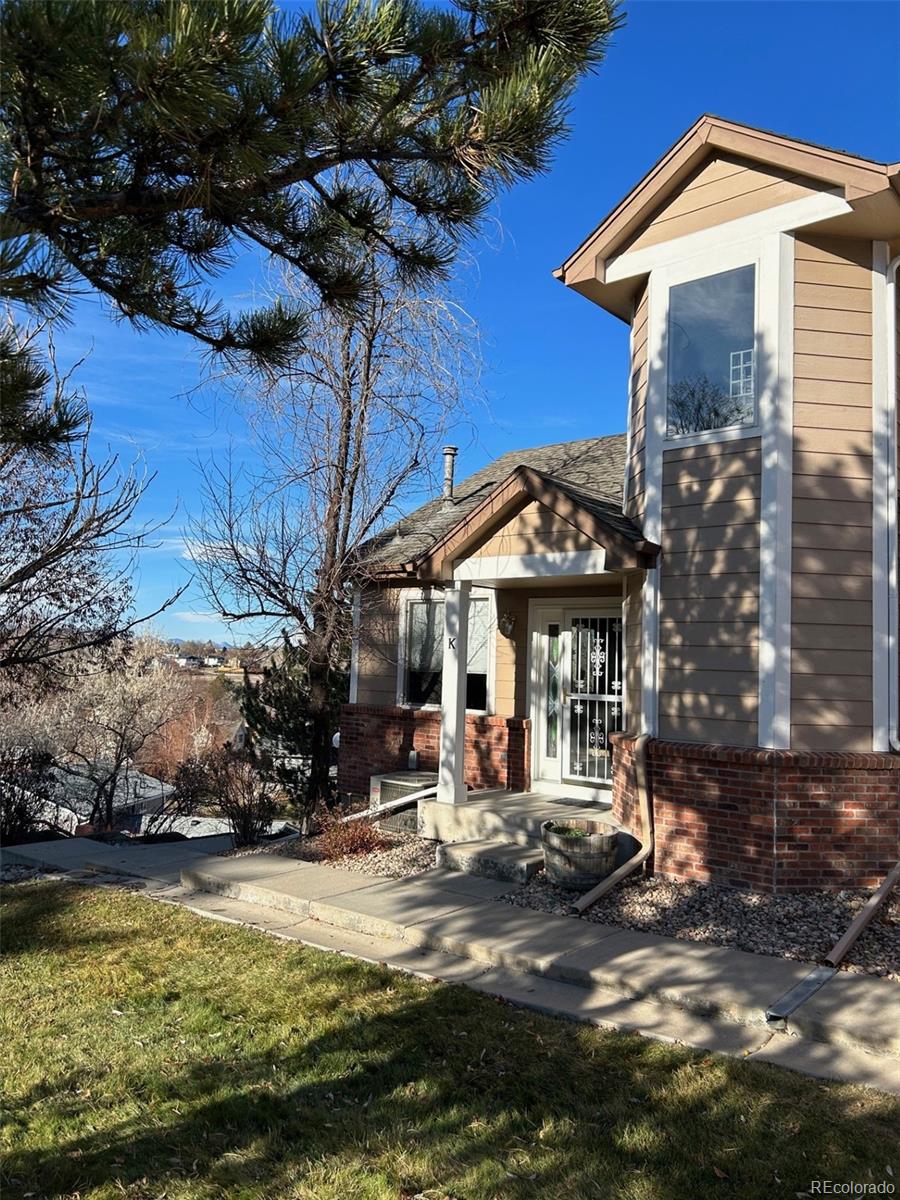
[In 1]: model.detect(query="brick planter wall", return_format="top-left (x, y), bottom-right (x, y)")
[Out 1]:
top-left (610, 733), bottom-right (900, 892)
top-left (338, 704), bottom-right (531, 799)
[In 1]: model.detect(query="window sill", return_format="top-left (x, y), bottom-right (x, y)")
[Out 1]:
top-left (398, 702), bottom-right (493, 717)
top-left (663, 422), bottom-right (760, 450)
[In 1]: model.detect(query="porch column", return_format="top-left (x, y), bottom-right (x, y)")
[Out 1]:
top-left (437, 581), bottom-right (470, 804)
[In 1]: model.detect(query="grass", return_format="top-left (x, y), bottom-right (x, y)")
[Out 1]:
top-left (2, 881), bottom-right (898, 1200)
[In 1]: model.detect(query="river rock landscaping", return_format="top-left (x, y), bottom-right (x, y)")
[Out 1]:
top-left (228, 828), bottom-right (437, 878)
top-left (497, 873), bottom-right (900, 981)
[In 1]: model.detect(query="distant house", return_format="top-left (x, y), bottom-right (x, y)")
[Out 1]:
top-left (203, 654), bottom-right (226, 668)
top-left (174, 654), bottom-right (203, 670)
top-left (54, 764), bottom-right (174, 833)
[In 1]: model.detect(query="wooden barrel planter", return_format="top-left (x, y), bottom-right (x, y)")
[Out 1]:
top-left (540, 818), bottom-right (619, 891)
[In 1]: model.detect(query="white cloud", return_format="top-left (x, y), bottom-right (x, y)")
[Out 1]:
top-left (172, 611), bottom-right (226, 625)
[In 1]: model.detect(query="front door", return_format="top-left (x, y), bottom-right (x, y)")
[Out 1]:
top-left (533, 606), bottom-right (624, 792)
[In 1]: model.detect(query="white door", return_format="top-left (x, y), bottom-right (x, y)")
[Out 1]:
top-left (533, 607), bottom-right (624, 790)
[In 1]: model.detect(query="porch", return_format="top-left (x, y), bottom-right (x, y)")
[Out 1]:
top-left (435, 580), bottom-right (642, 806)
top-left (418, 787), bottom-right (614, 846)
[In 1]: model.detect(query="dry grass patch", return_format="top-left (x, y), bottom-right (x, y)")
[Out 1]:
top-left (2, 880), bottom-right (898, 1200)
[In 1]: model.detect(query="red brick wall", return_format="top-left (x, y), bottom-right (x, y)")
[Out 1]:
top-left (338, 704), bottom-right (531, 798)
top-left (610, 733), bottom-right (900, 892)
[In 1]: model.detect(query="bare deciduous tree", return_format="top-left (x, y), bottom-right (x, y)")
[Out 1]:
top-left (191, 268), bottom-right (479, 808)
top-left (44, 638), bottom-right (191, 830)
top-left (0, 327), bottom-right (186, 688)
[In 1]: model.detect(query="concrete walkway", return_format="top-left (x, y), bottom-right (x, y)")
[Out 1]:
top-left (6, 838), bottom-right (898, 1094)
top-left (3, 834), bottom-right (234, 885)
top-left (181, 853), bottom-right (900, 1062)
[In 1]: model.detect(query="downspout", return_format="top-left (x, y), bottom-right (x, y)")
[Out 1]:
top-left (766, 858), bottom-right (900, 1028)
top-left (887, 255), bottom-right (900, 751)
top-left (571, 732), bottom-right (654, 914)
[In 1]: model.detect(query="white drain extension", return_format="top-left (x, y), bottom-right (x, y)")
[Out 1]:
top-left (572, 733), bottom-right (654, 914)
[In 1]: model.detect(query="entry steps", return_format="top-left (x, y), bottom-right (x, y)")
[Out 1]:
top-left (418, 788), bottom-right (622, 886)
top-left (435, 838), bottom-right (544, 884)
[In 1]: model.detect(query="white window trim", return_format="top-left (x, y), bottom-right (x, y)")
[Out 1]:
top-left (396, 586), bottom-right (496, 716)
top-left (641, 230), bottom-right (792, 747)
top-left (656, 239), bottom-right (766, 448)
top-left (349, 588), bottom-right (361, 704)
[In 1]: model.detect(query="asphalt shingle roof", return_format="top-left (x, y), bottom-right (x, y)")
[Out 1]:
top-left (364, 432), bottom-right (636, 568)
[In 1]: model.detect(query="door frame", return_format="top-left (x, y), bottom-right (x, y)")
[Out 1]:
top-left (526, 596), bottom-right (624, 802)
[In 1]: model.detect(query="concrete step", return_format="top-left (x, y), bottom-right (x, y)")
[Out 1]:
top-left (435, 838), bottom-right (545, 884)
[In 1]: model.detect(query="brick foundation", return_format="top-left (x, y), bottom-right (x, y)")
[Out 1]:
top-left (610, 733), bottom-right (900, 891)
top-left (338, 704), bottom-right (531, 799)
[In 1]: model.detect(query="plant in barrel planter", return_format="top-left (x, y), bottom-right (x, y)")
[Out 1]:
top-left (540, 817), bottom-right (619, 891)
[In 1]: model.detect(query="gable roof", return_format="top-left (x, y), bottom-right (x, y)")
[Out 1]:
top-left (363, 433), bottom-right (648, 577)
top-left (556, 115), bottom-right (900, 313)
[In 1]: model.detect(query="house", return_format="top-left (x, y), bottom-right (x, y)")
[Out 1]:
top-left (203, 654), bottom-right (226, 669)
top-left (174, 654), bottom-right (203, 670)
top-left (339, 115), bottom-right (900, 892)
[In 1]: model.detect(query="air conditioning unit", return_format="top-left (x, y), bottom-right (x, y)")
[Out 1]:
top-left (369, 770), bottom-right (439, 833)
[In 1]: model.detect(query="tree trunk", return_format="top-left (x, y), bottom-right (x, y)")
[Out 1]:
top-left (306, 652), bottom-right (333, 813)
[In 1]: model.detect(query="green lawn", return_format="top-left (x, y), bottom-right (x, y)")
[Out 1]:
top-left (2, 881), bottom-right (898, 1200)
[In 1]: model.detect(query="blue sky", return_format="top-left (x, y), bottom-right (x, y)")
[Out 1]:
top-left (62, 0), bottom-right (900, 643)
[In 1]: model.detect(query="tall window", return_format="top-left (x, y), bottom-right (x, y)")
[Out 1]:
top-left (405, 596), bottom-right (490, 710)
top-left (666, 264), bottom-right (756, 437)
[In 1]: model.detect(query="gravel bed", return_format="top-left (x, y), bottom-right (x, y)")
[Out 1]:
top-left (224, 829), bottom-right (437, 879)
top-left (497, 874), bottom-right (900, 981)
top-left (1, 864), bottom-right (49, 885)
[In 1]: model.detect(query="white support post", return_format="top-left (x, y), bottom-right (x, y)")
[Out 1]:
top-left (437, 582), bottom-right (470, 804)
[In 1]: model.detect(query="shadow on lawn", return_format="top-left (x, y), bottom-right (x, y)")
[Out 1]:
top-left (3, 883), bottom-right (899, 1200)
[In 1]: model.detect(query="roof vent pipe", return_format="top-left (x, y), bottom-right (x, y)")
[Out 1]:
top-left (442, 445), bottom-right (458, 499)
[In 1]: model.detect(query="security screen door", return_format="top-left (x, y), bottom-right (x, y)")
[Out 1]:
top-left (538, 609), bottom-right (624, 788)
top-left (561, 612), bottom-right (624, 785)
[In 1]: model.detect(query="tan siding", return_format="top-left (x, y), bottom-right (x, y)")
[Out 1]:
top-left (471, 500), bottom-right (600, 558)
top-left (494, 589), bottom-right (529, 718)
top-left (624, 155), bottom-right (824, 254)
top-left (625, 281), bottom-right (649, 524)
top-left (790, 235), bottom-right (874, 750)
top-left (658, 435), bottom-right (761, 746)
top-left (356, 587), bottom-right (401, 706)
top-left (624, 572), bottom-right (643, 730)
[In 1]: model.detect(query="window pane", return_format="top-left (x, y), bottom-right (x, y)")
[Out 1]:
top-left (466, 598), bottom-right (490, 674)
top-left (408, 600), bottom-right (443, 672)
top-left (465, 674), bottom-right (487, 711)
top-left (666, 264), bottom-right (756, 436)
top-left (408, 669), bottom-right (442, 705)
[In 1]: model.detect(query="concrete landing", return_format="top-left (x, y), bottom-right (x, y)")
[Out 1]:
top-left (179, 852), bottom-right (900, 1069)
top-left (418, 790), bottom-right (615, 847)
top-left (435, 838), bottom-right (545, 883)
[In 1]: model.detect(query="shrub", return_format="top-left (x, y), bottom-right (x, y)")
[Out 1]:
top-left (0, 746), bottom-right (58, 845)
top-left (174, 748), bottom-right (278, 847)
top-left (317, 815), bottom-right (388, 860)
